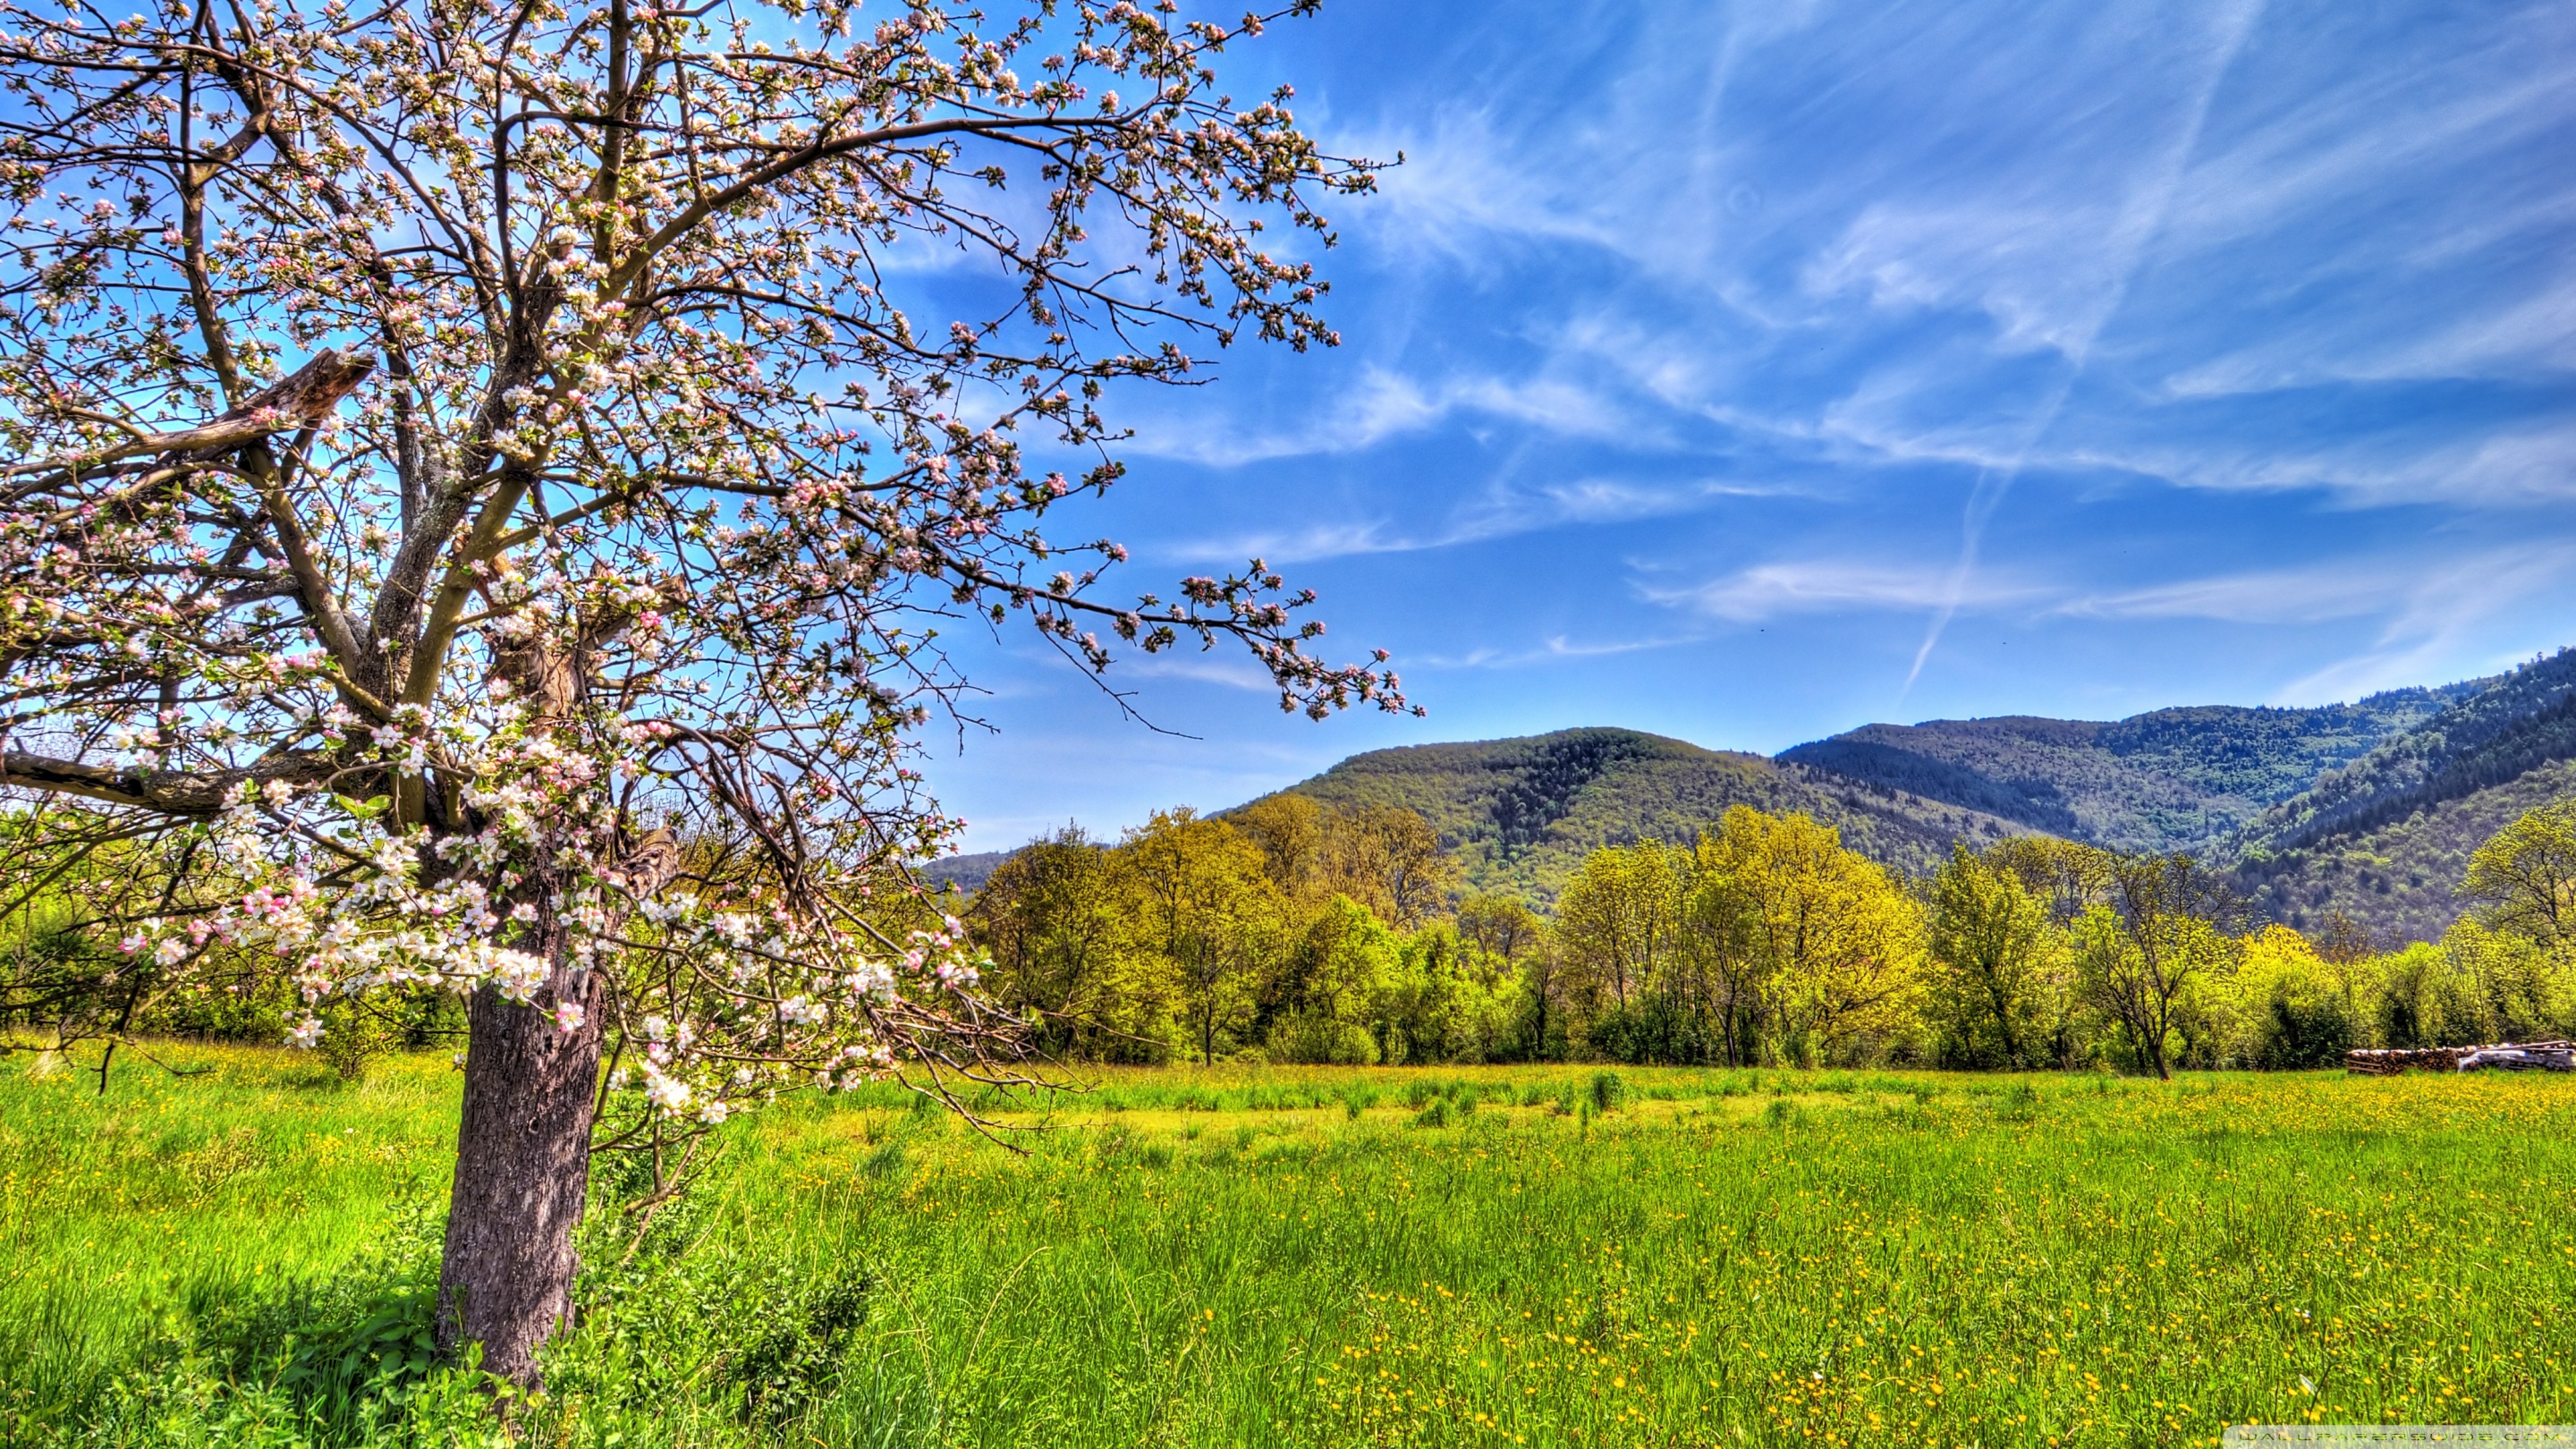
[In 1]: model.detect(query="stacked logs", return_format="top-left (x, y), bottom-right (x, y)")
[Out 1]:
top-left (2345, 1041), bottom-right (2575, 1075)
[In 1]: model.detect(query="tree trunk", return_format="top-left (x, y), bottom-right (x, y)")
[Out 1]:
top-left (1987, 977), bottom-right (2022, 1072)
top-left (436, 919), bottom-right (603, 1387)
top-left (2140, 1011), bottom-right (2172, 1080)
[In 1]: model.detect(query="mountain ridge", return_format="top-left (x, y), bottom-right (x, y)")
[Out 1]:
top-left (938, 649), bottom-right (2576, 942)
top-left (1777, 687), bottom-right (2479, 855)
top-left (1265, 725), bottom-right (2036, 901)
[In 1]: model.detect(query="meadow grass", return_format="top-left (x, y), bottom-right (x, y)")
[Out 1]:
top-left (4, 1047), bottom-right (2573, 1447)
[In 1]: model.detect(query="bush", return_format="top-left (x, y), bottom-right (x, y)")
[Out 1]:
top-left (1589, 1071), bottom-right (1627, 1114)
top-left (316, 996), bottom-right (403, 1083)
top-left (1266, 1013), bottom-right (1380, 1066)
top-left (2257, 987), bottom-right (2354, 1071)
top-left (1584, 997), bottom-right (1716, 1066)
top-left (728, 1267), bottom-right (871, 1426)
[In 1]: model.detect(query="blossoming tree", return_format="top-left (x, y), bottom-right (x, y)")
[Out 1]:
top-left (0, 0), bottom-right (1407, 1382)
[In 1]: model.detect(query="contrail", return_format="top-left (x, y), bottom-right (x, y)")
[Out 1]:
top-left (1899, 0), bottom-right (2265, 698)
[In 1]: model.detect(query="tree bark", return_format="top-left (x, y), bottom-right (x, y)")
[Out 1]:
top-left (436, 914), bottom-right (602, 1387)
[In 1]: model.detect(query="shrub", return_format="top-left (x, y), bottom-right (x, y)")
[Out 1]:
top-left (730, 1268), bottom-right (871, 1426)
top-left (1267, 1013), bottom-right (1381, 1066)
top-left (2257, 987), bottom-right (2355, 1071)
top-left (315, 996), bottom-right (402, 1083)
top-left (1589, 1071), bottom-right (1627, 1114)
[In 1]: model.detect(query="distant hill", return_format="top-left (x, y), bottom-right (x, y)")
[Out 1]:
top-left (1775, 689), bottom-right (2473, 855)
top-left (2232, 649), bottom-right (2576, 856)
top-left (2235, 758), bottom-right (2576, 947)
top-left (925, 649), bottom-right (2576, 943)
top-left (919, 850), bottom-right (1011, 894)
top-left (1259, 727), bottom-right (2034, 902)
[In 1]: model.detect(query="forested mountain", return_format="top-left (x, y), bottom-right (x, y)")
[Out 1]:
top-left (935, 648), bottom-right (2576, 944)
top-left (1258, 727), bottom-right (2032, 901)
top-left (1775, 689), bottom-right (2474, 854)
top-left (919, 851), bottom-right (1012, 894)
top-left (2231, 649), bottom-right (2576, 856)
top-left (2235, 758), bottom-right (2576, 945)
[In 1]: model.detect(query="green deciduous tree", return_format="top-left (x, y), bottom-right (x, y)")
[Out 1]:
top-left (1555, 842), bottom-right (1683, 1019)
top-left (1928, 844), bottom-right (2061, 1070)
top-left (2462, 801), bottom-right (2576, 950)
top-left (2074, 856), bottom-right (2237, 1079)
top-left (1719, 809), bottom-right (1926, 1066)
top-left (968, 829), bottom-right (1169, 1062)
top-left (1267, 895), bottom-right (1395, 1063)
top-left (1123, 810), bottom-right (1283, 1066)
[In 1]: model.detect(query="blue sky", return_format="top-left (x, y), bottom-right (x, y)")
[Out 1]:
top-left (927, 0), bottom-right (2576, 852)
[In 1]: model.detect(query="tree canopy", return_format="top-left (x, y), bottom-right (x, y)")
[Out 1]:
top-left (0, 0), bottom-right (1405, 1382)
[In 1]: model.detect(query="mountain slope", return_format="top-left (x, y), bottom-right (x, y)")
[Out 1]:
top-left (934, 651), bottom-right (2576, 944)
top-left (2235, 758), bottom-right (2576, 946)
top-left (2233, 649), bottom-right (2576, 856)
top-left (919, 850), bottom-right (1011, 894)
top-left (1776, 689), bottom-right (2474, 854)
top-left (1266, 727), bottom-right (2033, 902)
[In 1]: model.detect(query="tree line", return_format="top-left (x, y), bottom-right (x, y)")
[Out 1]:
top-left (966, 798), bottom-right (2576, 1076)
top-left (12, 795), bottom-right (2573, 1079)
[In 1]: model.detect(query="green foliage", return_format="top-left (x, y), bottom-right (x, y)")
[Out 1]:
top-left (726, 1268), bottom-right (871, 1425)
top-left (1265, 1012), bottom-right (1380, 1066)
top-left (312, 1000), bottom-right (401, 1085)
top-left (2232, 654), bottom-right (2576, 941)
top-left (2462, 798), bottom-right (2576, 947)
top-left (1927, 844), bottom-right (2066, 1070)
top-left (2239, 758), bottom-right (2576, 946)
top-left (2242, 648), bottom-right (2576, 858)
top-left (2254, 987), bottom-right (2354, 1071)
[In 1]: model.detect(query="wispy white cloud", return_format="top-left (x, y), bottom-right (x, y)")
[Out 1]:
top-left (2060, 564), bottom-right (2403, 626)
top-left (1414, 631), bottom-right (1705, 671)
top-left (1174, 474), bottom-right (1805, 565)
top-left (2048, 543), bottom-right (2576, 702)
top-left (1644, 559), bottom-right (2050, 623)
top-left (1123, 364), bottom-right (1641, 467)
top-left (1106, 653), bottom-right (1279, 693)
top-left (2268, 544), bottom-right (2576, 702)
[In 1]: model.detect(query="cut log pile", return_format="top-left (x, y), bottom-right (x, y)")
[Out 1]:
top-left (2345, 1041), bottom-right (2575, 1075)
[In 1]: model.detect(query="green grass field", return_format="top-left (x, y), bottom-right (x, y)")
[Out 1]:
top-left (4, 1047), bottom-right (2573, 1448)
